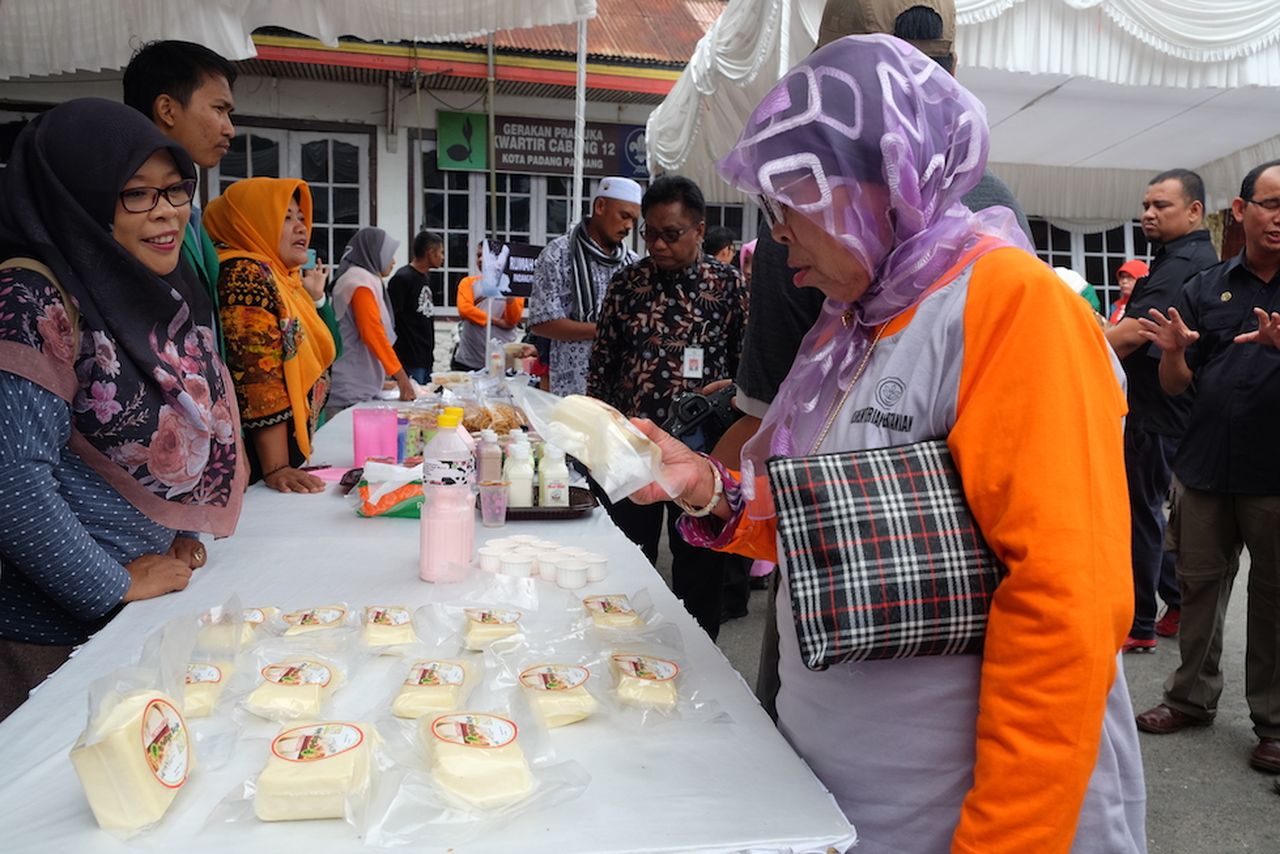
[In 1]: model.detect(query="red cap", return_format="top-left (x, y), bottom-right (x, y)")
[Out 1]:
top-left (1117, 259), bottom-right (1149, 279)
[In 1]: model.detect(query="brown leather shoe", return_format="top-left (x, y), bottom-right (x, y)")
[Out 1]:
top-left (1251, 738), bottom-right (1280, 773)
top-left (1135, 704), bottom-right (1212, 734)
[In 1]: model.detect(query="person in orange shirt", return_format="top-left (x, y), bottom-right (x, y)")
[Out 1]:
top-left (327, 226), bottom-right (415, 412)
top-left (451, 241), bottom-right (525, 371)
top-left (628, 35), bottom-right (1144, 853)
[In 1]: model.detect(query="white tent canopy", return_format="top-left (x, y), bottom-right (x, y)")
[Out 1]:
top-left (0, 0), bottom-right (598, 79)
top-left (646, 0), bottom-right (1280, 221)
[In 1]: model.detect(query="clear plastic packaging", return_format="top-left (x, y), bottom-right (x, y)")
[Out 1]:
top-left (513, 385), bottom-right (673, 502)
top-left (209, 719), bottom-right (395, 837)
top-left (279, 602), bottom-right (359, 638)
top-left (231, 637), bottom-right (363, 723)
top-left (354, 459), bottom-right (424, 519)
top-left (485, 635), bottom-right (607, 730)
top-left (602, 639), bottom-right (729, 728)
top-left (382, 643), bottom-right (484, 720)
top-left (360, 604), bottom-right (420, 652)
top-left (414, 573), bottom-right (580, 652)
top-left (363, 686), bottom-right (589, 848)
top-left (68, 617), bottom-right (198, 839)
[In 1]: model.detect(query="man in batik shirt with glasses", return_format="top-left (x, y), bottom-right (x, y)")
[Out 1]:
top-left (587, 175), bottom-right (750, 639)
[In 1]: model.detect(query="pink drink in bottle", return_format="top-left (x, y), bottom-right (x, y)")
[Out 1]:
top-left (419, 411), bottom-right (475, 582)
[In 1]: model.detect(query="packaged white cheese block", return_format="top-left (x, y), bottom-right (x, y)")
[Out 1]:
top-left (583, 594), bottom-right (645, 629)
top-left (427, 712), bottom-right (534, 809)
top-left (254, 722), bottom-right (374, 822)
top-left (243, 606), bottom-right (279, 632)
top-left (392, 659), bottom-right (473, 719)
top-left (197, 620), bottom-right (252, 652)
top-left (244, 658), bottom-right (342, 720)
top-left (611, 654), bottom-right (679, 711)
top-left (462, 607), bottom-right (522, 650)
top-left (70, 691), bottom-right (192, 833)
top-left (362, 606), bottom-right (416, 648)
top-left (183, 662), bottom-right (232, 718)
top-left (519, 664), bottom-right (597, 728)
top-left (282, 605), bottom-right (348, 636)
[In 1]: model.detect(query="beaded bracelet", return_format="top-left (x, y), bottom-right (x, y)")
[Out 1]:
top-left (673, 455), bottom-right (724, 518)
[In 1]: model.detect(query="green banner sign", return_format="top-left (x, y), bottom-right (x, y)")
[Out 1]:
top-left (436, 111), bottom-right (487, 171)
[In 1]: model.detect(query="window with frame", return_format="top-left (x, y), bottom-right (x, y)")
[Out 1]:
top-left (1029, 217), bottom-right (1153, 314)
top-left (210, 126), bottom-right (371, 269)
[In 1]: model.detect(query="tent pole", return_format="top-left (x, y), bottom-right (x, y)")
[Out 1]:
top-left (570, 17), bottom-right (587, 227)
top-left (487, 34), bottom-right (498, 235)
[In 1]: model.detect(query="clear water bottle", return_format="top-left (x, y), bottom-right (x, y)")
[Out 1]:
top-left (419, 411), bottom-right (475, 582)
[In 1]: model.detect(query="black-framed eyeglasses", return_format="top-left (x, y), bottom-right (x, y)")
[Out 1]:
top-left (118, 179), bottom-right (197, 213)
top-left (1245, 197), bottom-right (1280, 213)
top-left (639, 222), bottom-right (698, 245)
top-left (757, 194), bottom-right (786, 230)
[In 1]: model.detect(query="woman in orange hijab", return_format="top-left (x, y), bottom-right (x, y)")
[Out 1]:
top-left (204, 178), bottom-right (336, 493)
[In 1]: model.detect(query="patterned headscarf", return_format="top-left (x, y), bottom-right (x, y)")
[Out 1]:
top-left (716, 35), bottom-right (1031, 511)
top-left (0, 99), bottom-right (245, 535)
top-left (204, 178), bottom-right (337, 458)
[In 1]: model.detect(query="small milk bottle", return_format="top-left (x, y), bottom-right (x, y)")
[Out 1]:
top-left (476, 429), bottom-right (503, 483)
top-left (504, 442), bottom-right (535, 508)
top-left (538, 445), bottom-right (570, 507)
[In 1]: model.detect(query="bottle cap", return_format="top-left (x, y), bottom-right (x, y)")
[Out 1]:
top-left (480, 429), bottom-right (498, 443)
top-left (444, 406), bottom-right (465, 418)
top-left (437, 412), bottom-right (460, 429)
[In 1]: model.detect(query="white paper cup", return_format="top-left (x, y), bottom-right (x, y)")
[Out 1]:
top-left (478, 546), bottom-right (505, 572)
top-left (531, 539), bottom-right (561, 551)
top-left (581, 553), bottom-right (608, 582)
top-left (556, 559), bottom-right (588, 590)
top-left (507, 534), bottom-right (540, 545)
top-left (500, 553), bottom-right (536, 577)
top-left (558, 547), bottom-right (590, 559)
top-left (536, 551), bottom-right (563, 582)
top-left (485, 537), bottom-right (519, 551)
top-left (512, 546), bottom-right (541, 574)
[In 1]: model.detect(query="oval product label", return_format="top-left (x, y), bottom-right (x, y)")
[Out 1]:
top-left (140, 698), bottom-right (190, 789)
top-left (431, 712), bottom-right (518, 749)
top-left (365, 606), bottom-right (410, 626)
top-left (271, 723), bottom-right (365, 763)
top-left (261, 659), bottom-right (333, 687)
top-left (584, 595), bottom-right (636, 616)
top-left (406, 660), bottom-right (465, 687)
top-left (520, 664), bottom-right (590, 692)
top-left (185, 663), bottom-right (223, 685)
top-left (243, 608), bottom-right (267, 626)
top-left (611, 654), bottom-right (679, 682)
top-left (283, 606), bottom-right (346, 627)
top-left (464, 607), bottom-right (521, 625)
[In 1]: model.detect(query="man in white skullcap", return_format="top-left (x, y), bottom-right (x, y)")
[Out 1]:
top-left (530, 176), bottom-right (642, 396)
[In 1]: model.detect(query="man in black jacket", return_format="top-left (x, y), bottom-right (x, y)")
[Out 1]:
top-left (1106, 169), bottom-right (1219, 653)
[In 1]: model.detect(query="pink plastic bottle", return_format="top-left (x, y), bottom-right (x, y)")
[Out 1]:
top-left (419, 412), bottom-right (476, 582)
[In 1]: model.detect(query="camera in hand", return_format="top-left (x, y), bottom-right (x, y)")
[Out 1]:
top-left (662, 384), bottom-right (742, 453)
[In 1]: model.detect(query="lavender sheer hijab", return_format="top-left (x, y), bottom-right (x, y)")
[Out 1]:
top-left (716, 35), bottom-right (1031, 515)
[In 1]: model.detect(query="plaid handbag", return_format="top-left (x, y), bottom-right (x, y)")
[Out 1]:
top-left (766, 439), bottom-right (1006, 670)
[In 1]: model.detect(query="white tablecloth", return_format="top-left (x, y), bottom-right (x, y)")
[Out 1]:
top-left (0, 409), bottom-right (855, 853)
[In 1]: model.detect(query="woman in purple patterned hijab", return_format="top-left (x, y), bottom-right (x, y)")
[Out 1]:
top-left (629, 35), bottom-right (1141, 852)
top-left (717, 33), bottom-right (1029, 511)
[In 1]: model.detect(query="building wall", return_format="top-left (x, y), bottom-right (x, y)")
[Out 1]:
top-left (0, 72), bottom-right (681, 314)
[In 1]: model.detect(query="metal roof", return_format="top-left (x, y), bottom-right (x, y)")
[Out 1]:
top-left (472, 0), bottom-right (726, 65)
top-left (234, 56), bottom-right (669, 104)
